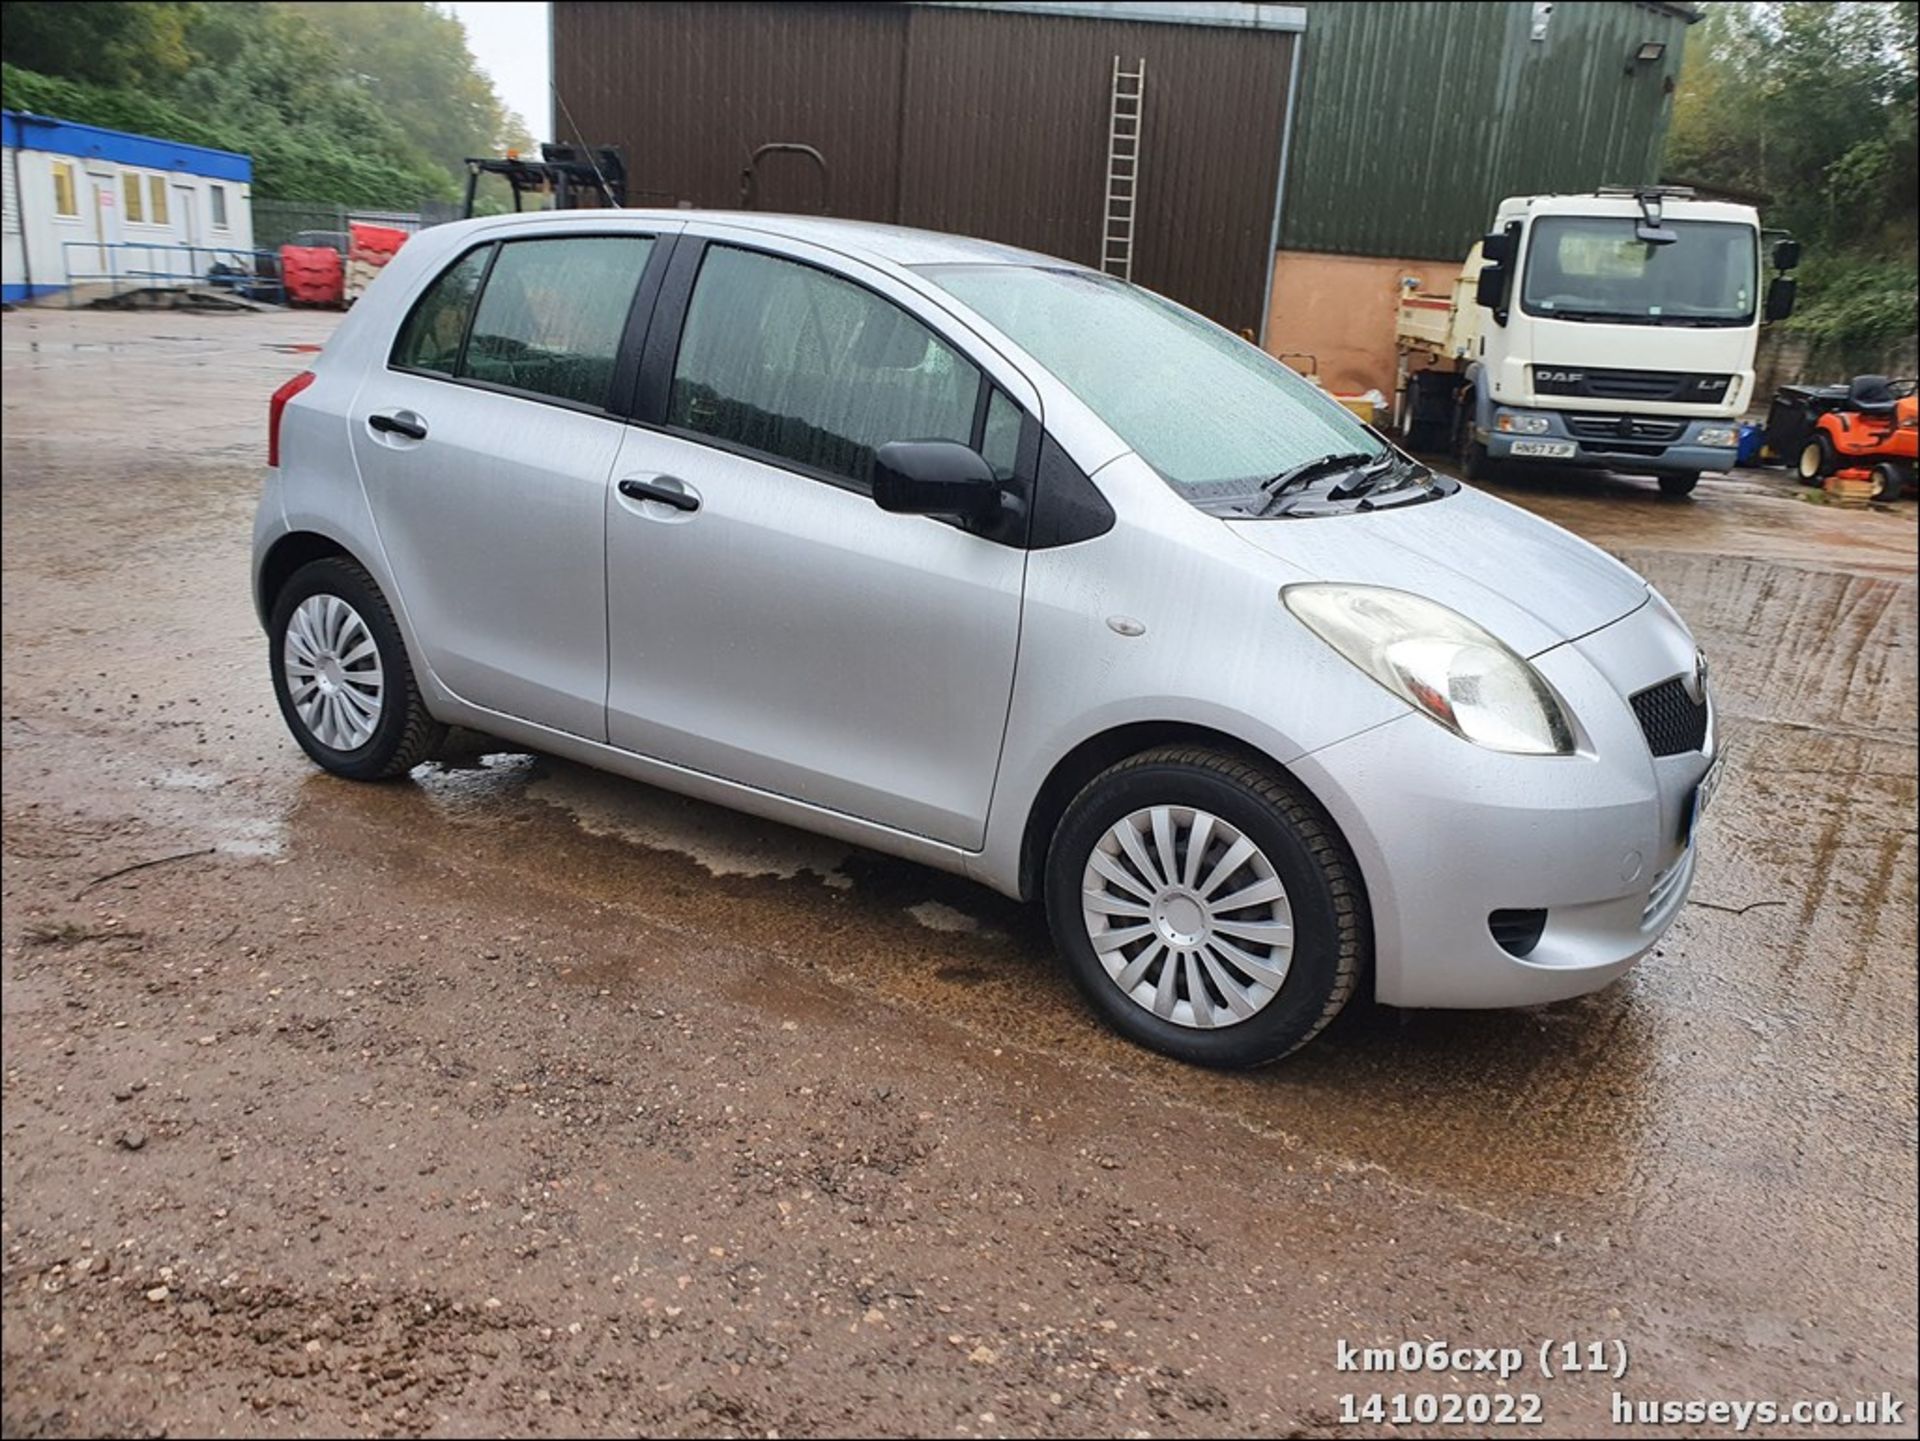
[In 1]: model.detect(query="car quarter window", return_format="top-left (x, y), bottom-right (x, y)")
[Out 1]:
top-left (668, 245), bottom-right (984, 487)
top-left (392, 246), bottom-right (491, 375)
top-left (391, 235), bottom-right (655, 408)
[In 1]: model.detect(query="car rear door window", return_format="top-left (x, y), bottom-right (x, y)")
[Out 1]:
top-left (463, 236), bottom-right (655, 407)
top-left (668, 245), bottom-right (982, 487)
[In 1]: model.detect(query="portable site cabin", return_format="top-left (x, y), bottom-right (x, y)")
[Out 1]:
top-left (2, 109), bottom-right (255, 303)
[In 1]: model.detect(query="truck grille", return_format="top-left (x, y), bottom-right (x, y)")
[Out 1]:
top-left (1630, 677), bottom-right (1709, 757)
top-left (1533, 367), bottom-right (1732, 404)
top-left (1564, 413), bottom-right (1688, 443)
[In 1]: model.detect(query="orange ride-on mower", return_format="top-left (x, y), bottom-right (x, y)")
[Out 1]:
top-left (1796, 375), bottom-right (1918, 500)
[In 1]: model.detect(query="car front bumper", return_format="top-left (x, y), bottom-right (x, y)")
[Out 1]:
top-left (1484, 408), bottom-right (1738, 474)
top-left (1291, 594), bottom-right (1716, 1009)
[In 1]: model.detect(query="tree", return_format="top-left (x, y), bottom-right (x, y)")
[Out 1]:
top-left (0, 0), bottom-right (530, 203)
top-left (0, 1), bottom-right (195, 89)
top-left (1666, 1), bottom-right (1918, 364)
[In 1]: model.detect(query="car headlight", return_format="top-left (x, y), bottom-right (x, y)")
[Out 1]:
top-left (1496, 412), bottom-right (1552, 435)
top-left (1282, 584), bottom-right (1576, 755)
top-left (1695, 426), bottom-right (1738, 447)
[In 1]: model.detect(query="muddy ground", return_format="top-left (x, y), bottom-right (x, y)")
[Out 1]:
top-left (2, 307), bottom-right (1914, 1439)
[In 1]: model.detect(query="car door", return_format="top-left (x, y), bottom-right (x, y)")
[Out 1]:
top-left (349, 227), bottom-right (673, 740)
top-left (604, 237), bottom-right (1035, 849)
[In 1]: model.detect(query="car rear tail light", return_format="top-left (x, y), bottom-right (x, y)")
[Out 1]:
top-left (268, 370), bottom-right (317, 468)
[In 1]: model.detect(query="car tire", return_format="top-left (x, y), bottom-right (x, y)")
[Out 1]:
top-left (1043, 745), bottom-right (1368, 1068)
top-left (1658, 471), bottom-right (1701, 499)
top-left (1797, 435), bottom-right (1833, 485)
top-left (269, 556), bottom-right (445, 781)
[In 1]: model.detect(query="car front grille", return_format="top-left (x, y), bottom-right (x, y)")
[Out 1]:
top-left (1532, 367), bottom-right (1732, 404)
top-left (1564, 413), bottom-right (1688, 443)
top-left (1630, 677), bottom-right (1709, 757)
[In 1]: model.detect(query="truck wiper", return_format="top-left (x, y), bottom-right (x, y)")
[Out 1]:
top-left (1259, 451), bottom-right (1380, 502)
top-left (1551, 309), bottom-right (1652, 324)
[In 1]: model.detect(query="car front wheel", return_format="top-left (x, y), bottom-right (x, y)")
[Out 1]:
top-left (268, 556), bottom-right (445, 780)
top-left (1044, 746), bottom-right (1368, 1067)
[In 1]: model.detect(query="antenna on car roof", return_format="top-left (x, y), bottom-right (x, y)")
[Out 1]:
top-left (550, 80), bottom-right (619, 209)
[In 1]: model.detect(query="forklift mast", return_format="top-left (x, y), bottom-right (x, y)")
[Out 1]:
top-left (461, 143), bottom-right (627, 219)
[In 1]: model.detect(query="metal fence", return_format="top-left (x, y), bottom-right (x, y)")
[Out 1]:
top-left (61, 241), bottom-right (286, 307)
top-left (252, 197), bottom-right (462, 252)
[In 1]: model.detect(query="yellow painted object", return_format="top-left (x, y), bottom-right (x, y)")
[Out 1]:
top-left (1824, 469), bottom-right (1876, 508)
top-left (1333, 394), bottom-right (1383, 426)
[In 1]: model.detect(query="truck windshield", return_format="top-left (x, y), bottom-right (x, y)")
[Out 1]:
top-left (916, 264), bottom-right (1383, 494)
top-left (1520, 217), bottom-right (1757, 325)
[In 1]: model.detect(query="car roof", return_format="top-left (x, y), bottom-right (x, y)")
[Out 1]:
top-left (469, 207), bottom-right (1070, 269)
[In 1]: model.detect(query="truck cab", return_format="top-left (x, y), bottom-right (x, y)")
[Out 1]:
top-left (1403, 188), bottom-right (1797, 497)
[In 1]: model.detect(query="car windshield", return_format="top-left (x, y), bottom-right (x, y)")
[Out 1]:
top-left (917, 264), bottom-right (1383, 495)
top-left (1519, 217), bottom-right (1758, 325)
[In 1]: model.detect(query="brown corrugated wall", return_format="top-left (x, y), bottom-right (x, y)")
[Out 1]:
top-left (551, 2), bottom-right (1295, 335)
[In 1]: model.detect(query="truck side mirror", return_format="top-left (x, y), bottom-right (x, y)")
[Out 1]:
top-left (1764, 275), bottom-right (1797, 322)
top-left (1771, 238), bottom-right (1801, 271)
top-left (1475, 263), bottom-right (1509, 321)
top-left (1480, 231), bottom-right (1512, 265)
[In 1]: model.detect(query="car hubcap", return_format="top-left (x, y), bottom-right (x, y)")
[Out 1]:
top-left (1081, 806), bottom-right (1295, 1030)
top-left (284, 594), bottom-right (384, 751)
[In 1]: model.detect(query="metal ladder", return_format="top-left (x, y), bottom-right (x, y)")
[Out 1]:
top-left (1101, 56), bottom-right (1145, 280)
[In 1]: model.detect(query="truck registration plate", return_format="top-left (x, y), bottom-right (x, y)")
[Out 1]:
top-left (1510, 440), bottom-right (1577, 458)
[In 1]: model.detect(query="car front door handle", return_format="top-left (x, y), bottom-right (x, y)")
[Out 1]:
top-left (619, 477), bottom-right (700, 512)
top-left (369, 412), bottom-right (428, 441)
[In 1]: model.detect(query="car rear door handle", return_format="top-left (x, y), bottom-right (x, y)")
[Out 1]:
top-left (369, 412), bottom-right (427, 441)
top-left (618, 477), bottom-right (700, 512)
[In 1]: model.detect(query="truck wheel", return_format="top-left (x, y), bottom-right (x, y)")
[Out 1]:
top-left (1658, 472), bottom-right (1701, 499)
top-left (1797, 435), bottom-right (1832, 484)
top-left (1453, 392), bottom-right (1497, 481)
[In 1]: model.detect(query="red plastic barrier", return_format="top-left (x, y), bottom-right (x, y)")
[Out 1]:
top-left (280, 244), bottom-right (344, 306)
top-left (348, 223), bottom-right (409, 266)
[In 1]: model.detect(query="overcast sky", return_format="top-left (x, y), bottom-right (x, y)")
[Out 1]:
top-left (445, 1), bottom-right (552, 145)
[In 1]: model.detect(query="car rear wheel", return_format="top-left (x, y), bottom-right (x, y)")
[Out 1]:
top-left (269, 557), bottom-right (445, 781)
top-left (1044, 746), bottom-right (1368, 1067)
top-left (1797, 435), bottom-right (1833, 484)
top-left (1658, 471), bottom-right (1700, 499)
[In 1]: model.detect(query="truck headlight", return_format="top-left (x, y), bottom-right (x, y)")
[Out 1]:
top-left (1283, 584), bottom-right (1577, 755)
top-left (1696, 426), bottom-right (1738, 447)
top-left (1496, 412), bottom-right (1552, 435)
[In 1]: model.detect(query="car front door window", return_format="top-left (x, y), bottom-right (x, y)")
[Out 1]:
top-left (667, 244), bottom-right (982, 487)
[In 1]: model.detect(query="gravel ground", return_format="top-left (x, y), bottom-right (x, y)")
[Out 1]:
top-left (2, 306), bottom-right (1915, 1438)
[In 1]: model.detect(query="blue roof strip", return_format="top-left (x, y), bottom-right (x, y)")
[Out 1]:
top-left (1, 110), bottom-right (251, 183)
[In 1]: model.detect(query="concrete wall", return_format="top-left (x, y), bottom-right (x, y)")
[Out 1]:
top-left (1263, 248), bottom-right (1459, 396)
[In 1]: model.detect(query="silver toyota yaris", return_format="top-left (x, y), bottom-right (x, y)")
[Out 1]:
top-left (254, 211), bottom-right (1720, 1067)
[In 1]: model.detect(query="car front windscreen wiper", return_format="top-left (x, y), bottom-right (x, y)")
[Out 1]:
top-left (1258, 451), bottom-right (1383, 507)
top-left (1327, 452), bottom-right (1426, 502)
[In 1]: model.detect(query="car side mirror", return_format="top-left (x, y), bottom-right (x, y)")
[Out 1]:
top-left (1772, 237), bottom-right (1801, 271)
top-left (1479, 231), bottom-right (1512, 265)
top-left (1765, 274), bottom-right (1797, 322)
top-left (872, 440), bottom-right (1001, 522)
top-left (1475, 263), bottom-right (1508, 321)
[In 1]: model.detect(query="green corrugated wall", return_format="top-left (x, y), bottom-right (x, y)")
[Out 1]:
top-left (1280, 0), bottom-right (1695, 261)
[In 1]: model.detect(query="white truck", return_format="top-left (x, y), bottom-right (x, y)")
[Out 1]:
top-left (1396, 187), bottom-right (1800, 497)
